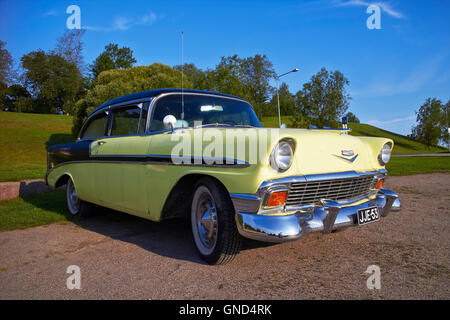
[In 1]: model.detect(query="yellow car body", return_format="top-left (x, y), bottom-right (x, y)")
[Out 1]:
top-left (46, 89), bottom-right (401, 264)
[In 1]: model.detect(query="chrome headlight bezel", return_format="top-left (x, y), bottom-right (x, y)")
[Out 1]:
top-left (270, 139), bottom-right (295, 173)
top-left (378, 142), bottom-right (392, 166)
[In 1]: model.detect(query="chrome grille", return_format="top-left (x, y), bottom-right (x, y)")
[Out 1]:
top-left (286, 174), bottom-right (377, 207)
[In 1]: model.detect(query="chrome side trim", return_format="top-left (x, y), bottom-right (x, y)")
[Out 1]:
top-left (46, 154), bottom-right (250, 176)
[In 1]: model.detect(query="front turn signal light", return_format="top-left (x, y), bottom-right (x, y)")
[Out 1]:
top-left (267, 190), bottom-right (288, 207)
top-left (375, 179), bottom-right (384, 189)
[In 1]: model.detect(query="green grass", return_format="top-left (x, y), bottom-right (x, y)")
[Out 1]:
top-left (0, 159), bottom-right (448, 232)
top-left (260, 115), bottom-right (293, 128)
top-left (0, 111), bottom-right (447, 183)
top-left (0, 111), bottom-right (73, 182)
top-left (348, 122), bottom-right (446, 155)
top-left (386, 157), bottom-right (450, 176)
top-left (260, 116), bottom-right (447, 155)
top-left (0, 190), bottom-right (74, 231)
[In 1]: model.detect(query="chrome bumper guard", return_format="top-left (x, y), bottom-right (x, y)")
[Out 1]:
top-left (233, 188), bottom-right (401, 243)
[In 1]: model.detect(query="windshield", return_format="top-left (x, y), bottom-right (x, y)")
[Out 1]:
top-left (150, 94), bottom-right (262, 131)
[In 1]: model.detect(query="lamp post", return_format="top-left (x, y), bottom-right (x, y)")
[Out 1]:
top-left (275, 68), bottom-right (299, 128)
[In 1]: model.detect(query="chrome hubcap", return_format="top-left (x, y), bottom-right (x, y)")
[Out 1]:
top-left (192, 186), bottom-right (218, 255)
top-left (67, 180), bottom-right (80, 214)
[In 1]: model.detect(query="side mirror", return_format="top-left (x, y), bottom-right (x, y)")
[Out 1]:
top-left (163, 115), bottom-right (177, 131)
top-left (280, 123), bottom-right (287, 129)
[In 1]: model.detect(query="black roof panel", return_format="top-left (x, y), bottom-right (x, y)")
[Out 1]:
top-left (91, 89), bottom-right (247, 115)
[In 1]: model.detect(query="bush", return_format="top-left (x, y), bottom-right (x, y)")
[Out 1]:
top-left (71, 63), bottom-right (192, 137)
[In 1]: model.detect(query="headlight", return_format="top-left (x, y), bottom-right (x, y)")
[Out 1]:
top-left (378, 142), bottom-right (392, 165)
top-left (270, 139), bottom-right (295, 172)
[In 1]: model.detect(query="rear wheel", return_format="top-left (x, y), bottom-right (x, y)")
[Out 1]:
top-left (66, 178), bottom-right (92, 217)
top-left (191, 178), bottom-right (242, 265)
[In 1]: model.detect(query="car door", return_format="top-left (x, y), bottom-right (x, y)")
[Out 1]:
top-left (93, 102), bottom-right (151, 217)
top-left (75, 110), bottom-right (110, 204)
top-left (146, 94), bottom-right (217, 221)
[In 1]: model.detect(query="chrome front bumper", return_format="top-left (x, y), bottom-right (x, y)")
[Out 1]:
top-left (234, 188), bottom-right (401, 243)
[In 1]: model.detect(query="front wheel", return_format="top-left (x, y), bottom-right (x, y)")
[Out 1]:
top-left (66, 178), bottom-right (92, 217)
top-left (191, 178), bottom-right (242, 265)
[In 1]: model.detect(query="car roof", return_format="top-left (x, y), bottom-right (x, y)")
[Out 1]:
top-left (91, 89), bottom-right (248, 115)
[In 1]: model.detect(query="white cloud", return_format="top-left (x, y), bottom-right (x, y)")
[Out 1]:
top-left (353, 54), bottom-right (446, 97)
top-left (85, 12), bottom-right (161, 32)
top-left (333, 0), bottom-right (405, 19)
top-left (368, 114), bottom-right (415, 126)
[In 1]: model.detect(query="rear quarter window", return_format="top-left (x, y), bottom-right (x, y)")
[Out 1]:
top-left (82, 113), bottom-right (108, 139)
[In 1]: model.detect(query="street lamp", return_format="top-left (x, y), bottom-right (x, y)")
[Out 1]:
top-left (275, 68), bottom-right (299, 128)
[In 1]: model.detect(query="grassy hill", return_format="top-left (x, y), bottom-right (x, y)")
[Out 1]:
top-left (260, 116), bottom-right (447, 154)
top-left (0, 111), bottom-right (73, 182)
top-left (0, 111), bottom-right (448, 182)
top-left (348, 122), bottom-right (446, 154)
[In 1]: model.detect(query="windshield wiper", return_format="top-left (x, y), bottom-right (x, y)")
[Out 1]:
top-left (194, 123), bottom-right (234, 128)
top-left (194, 123), bottom-right (256, 129)
top-left (233, 125), bottom-right (255, 128)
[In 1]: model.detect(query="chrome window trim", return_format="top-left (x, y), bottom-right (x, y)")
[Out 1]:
top-left (78, 110), bottom-right (110, 141)
top-left (147, 92), bottom-right (258, 133)
top-left (78, 97), bottom-right (152, 140)
top-left (107, 102), bottom-right (149, 137)
top-left (80, 92), bottom-right (254, 139)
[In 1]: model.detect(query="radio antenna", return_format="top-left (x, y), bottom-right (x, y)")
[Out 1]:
top-left (181, 31), bottom-right (184, 127)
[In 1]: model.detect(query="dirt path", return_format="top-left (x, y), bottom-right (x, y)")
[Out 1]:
top-left (0, 173), bottom-right (449, 299)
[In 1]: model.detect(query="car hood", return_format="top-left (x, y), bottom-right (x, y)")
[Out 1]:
top-left (149, 127), bottom-right (392, 177)
top-left (269, 128), bottom-right (391, 176)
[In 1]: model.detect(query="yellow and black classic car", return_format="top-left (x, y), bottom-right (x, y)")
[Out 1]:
top-left (46, 89), bottom-right (401, 264)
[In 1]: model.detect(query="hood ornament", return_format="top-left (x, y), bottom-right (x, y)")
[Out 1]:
top-left (334, 150), bottom-right (358, 163)
top-left (341, 150), bottom-right (354, 156)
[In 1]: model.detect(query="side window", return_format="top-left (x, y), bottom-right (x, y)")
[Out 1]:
top-left (110, 105), bottom-right (148, 136)
top-left (81, 112), bottom-right (108, 140)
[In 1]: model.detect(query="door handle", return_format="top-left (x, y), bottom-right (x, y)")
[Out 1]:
top-left (97, 141), bottom-right (107, 146)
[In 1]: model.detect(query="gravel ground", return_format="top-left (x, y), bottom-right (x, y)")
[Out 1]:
top-left (0, 173), bottom-right (449, 300)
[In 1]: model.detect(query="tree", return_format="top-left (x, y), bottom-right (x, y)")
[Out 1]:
top-left (442, 100), bottom-right (449, 147)
top-left (90, 43), bottom-right (137, 78)
top-left (345, 111), bottom-right (360, 123)
top-left (206, 54), bottom-right (275, 118)
top-left (21, 50), bottom-right (83, 114)
top-left (240, 54), bottom-right (275, 119)
top-left (1, 84), bottom-right (31, 111)
top-left (207, 55), bottom-right (247, 98)
top-left (72, 63), bottom-right (192, 137)
top-left (173, 63), bottom-right (208, 90)
top-left (292, 68), bottom-right (351, 128)
top-left (411, 98), bottom-right (445, 147)
top-left (268, 82), bottom-right (295, 116)
top-left (54, 29), bottom-right (86, 73)
top-left (0, 41), bottom-right (14, 85)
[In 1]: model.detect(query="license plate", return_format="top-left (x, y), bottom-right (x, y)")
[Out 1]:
top-left (357, 206), bottom-right (380, 226)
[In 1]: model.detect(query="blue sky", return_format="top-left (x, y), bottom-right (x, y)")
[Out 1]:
top-left (0, 0), bottom-right (449, 135)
